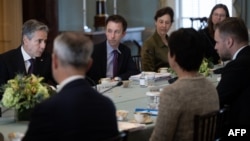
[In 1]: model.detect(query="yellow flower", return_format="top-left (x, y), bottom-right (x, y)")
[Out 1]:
top-left (199, 58), bottom-right (213, 77)
top-left (0, 74), bottom-right (55, 111)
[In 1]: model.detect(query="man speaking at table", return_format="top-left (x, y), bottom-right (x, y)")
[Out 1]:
top-left (0, 19), bottom-right (56, 100)
top-left (22, 32), bottom-right (119, 141)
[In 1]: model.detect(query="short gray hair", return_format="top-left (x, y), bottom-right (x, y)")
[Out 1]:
top-left (22, 19), bottom-right (49, 40)
top-left (53, 32), bottom-right (93, 68)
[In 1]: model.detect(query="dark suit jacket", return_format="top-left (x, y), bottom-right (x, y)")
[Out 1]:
top-left (22, 78), bottom-right (119, 141)
top-left (217, 46), bottom-right (250, 126)
top-left (87, 41), bottom-right (140, 84)
top-left (0, 46), bottom-right (56, 98)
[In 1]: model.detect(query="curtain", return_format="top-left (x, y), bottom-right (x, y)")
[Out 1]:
top-left (159, 0), bottom-right (167, 8)
top-left (233, 0), bottom-right (247, 20)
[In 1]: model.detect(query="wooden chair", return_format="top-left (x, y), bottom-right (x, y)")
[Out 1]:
top-left (0, 132), bottom-right (3, 141)
top-left (122, 40), bottom-right (141, 57)
top-left (102, 132), bottom-right (127, 141)
top-left (122, 40), bottom-right (142, 71)
top-left (193, 110), bottom-right (219, 141)
top-left (131, 55), bottom-right (141, 71)
top-left (214, 106), bottom-right (229, 141)
top-left (193, 106), bottom-right (229, 141)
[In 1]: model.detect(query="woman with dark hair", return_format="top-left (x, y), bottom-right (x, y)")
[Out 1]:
top-left (141, 6), bottom-right (174, 72)
top-left (150, 28), bottom-right (219, 141)
top-left (199, 4), bottom-right (230, 64)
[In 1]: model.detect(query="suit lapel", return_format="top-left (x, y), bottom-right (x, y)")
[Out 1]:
top-left (236, 46), bottom-right (250, 59)
top-left (117, 44), bottom-right (124, 73)
top-left (102, 42), bottom-right (108, 75)
top-left (16, 47), bottom-right (27, 74)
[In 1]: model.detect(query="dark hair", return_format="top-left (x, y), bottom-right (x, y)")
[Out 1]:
top-left (168, 28), bottom-right (205, 71)
top-left (154, 6), bottom-right (174, 23)
top-left (216, 17), bottom-right (249, 43)
top-left (105, 14), bottom-right (127, 32)
top-left (207, 4), bottom-right (230, 37)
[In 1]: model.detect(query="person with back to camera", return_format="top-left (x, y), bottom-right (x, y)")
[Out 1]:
top-left (87, 14), bottom-right (139, 85)
top-left (150, 28), bottom-right (219, 141)
top-left (141, 6), bottom-right (174, 72)
top-left (22, 32), bottom-right (119, 141)
top-left (199, 4), bottom-right (230, 65)
top-left (0, 19), bottom-right (56, 100)
top-left (214, 17), bottom-right (250, 137)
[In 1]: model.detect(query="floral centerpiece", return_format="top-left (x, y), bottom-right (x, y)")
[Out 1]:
top-left (167, 58), bottom-right (214, 77)
top-left (199, 58), bottom-right (214, 76)
top-left (0, 74), bottom-right (55, 120)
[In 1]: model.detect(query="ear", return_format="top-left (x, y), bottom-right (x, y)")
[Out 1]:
top-left (52, 53), bottom-right (58, 70)
top-left (86, 58), bottom-right (93, 72)
top-left (121, 31), bottom-right (126, 38)
top-left (170, 54), bottom-right (178, 68)
top-left (226, 36), bottom-right (234, 48)
top-left (23, 35), bottom-right (29, 45)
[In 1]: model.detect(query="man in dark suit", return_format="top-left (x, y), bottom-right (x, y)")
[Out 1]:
top-left (215, 17), bottom-right (250, 130)
top-left (22, 32), bottom-right (119, 141)
top-left (0, 19), bottom-right (55, 99)
top-left (87, 15), bottom-right (140, 85)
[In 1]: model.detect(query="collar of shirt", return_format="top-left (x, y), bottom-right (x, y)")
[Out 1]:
top-left (21, 46), bottom-right (35, 72)
top-left (106, 41), bottom-right (121, 55)
top-left (152, 31), bottom-right (168, 48)
top-left (232, 45), bottom-right (248, 60)
top-left (56, 75), bottom-right (85, 93)
top-left (21, 46), bottom-right (33, 61)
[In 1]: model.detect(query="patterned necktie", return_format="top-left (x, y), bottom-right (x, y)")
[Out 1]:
top-left (113, 50), bottom-right (118, 77)
top-left (28, 58), bottom-right (35, 74)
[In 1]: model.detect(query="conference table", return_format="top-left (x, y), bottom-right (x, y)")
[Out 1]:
top-left (0, 70), bottom-right (220, 141)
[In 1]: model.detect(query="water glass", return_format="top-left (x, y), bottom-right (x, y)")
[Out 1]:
top-left (145, 72), bottom-right (155, 86)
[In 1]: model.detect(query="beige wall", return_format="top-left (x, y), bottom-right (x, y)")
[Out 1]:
top-left (0, 0), bottom-right (22, 53)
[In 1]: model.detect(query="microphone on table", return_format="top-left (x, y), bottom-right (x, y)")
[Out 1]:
top-left (168, 77), bottom-right (178, 84)
top-left (86, 76), bottom-right (97, 90)
top-left (101, 81), bottom-right (123, 94)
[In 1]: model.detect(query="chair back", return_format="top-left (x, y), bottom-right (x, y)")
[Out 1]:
top-left (122, 40), bottom-right (141, 56)
top-left (131, 55), bottom-right (141, 72)
top-left (122, 40), bottom-right (142, 71)
top-left (193, 110), bottom-right (219, 141)
top-left (215, 106), bottom-right (229, 141)
top-left (0, 132), bottom-right (3, 141)
top-left (102, 132), bottom-right (127, 141)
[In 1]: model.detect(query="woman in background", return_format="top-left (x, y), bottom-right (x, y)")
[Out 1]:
top-left (199, 4), bottom-right (230, 65)
top-left (141, 6), bottom-right (174, 72)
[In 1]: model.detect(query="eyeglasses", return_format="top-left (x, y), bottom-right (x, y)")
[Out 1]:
top-left (213, 13), bottom-right (226, 18)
